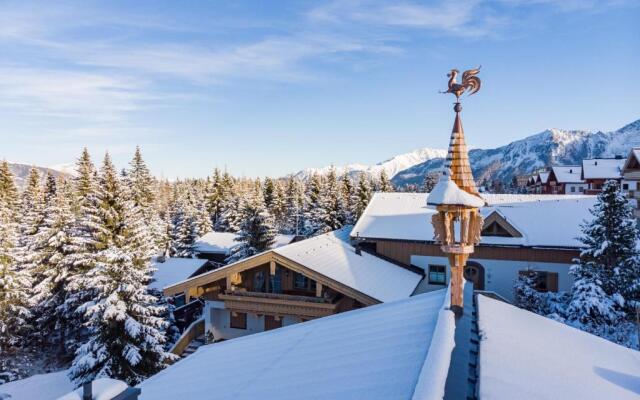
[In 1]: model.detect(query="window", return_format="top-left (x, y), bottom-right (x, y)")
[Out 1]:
top-left (293, 272), bottom-right (316, 291)
top-left (623, 183), bottom-right (629, 190)
top-left (428, 265), bottom-right (446, 285)
top-left (578, 186), bottom-right (584, 192)
top-left (253, 270), bottom-right (265, 292)
top-left (570, 186), bottom-right (576, 193)
top-left (481, 221), bottom-right (512, 237)
top-left (294, 272), bottom-right (308, 289)
top-left (230, 312), bottom-right (247, 329)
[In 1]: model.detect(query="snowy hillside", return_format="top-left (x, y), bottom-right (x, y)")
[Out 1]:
top-left (6, 162), bottom-right (71, 189)
top-left (392, 119), bottom-right (640, 187)
top-left (294, 148), bottom-right (447, 180)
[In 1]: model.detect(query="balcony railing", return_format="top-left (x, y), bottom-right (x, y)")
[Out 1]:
top-left (218, 290), bottom-right (342, 319)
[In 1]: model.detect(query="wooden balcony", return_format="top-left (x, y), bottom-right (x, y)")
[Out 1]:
top-left (218, 290), bottom-right (341, 319)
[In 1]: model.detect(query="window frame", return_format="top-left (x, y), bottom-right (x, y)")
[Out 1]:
top-left (428, 264), bottom-right (447, 285)
top-left (230, 312), bottom-right (247, 330)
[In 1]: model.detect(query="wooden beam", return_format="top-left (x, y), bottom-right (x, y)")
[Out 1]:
top-left (316, 282), bottom-right (323, 298)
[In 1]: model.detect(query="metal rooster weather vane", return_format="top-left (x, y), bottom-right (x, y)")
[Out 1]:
top-left (441, 66), bottom-right (482, 101)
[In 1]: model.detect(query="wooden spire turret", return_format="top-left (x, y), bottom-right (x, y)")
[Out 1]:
top-left (446, 102), bottom-right (480, 196)
top-left (429, 67), bottom-right (485, 314)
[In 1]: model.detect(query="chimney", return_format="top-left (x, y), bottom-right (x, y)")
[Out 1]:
top-left (83, 382), bottom-right (92, 400)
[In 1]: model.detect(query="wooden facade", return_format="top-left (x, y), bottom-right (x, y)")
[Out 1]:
top-left (164, 250), bottom-right (373, 326)
top-left (366, 238), bottom-right (580, 267)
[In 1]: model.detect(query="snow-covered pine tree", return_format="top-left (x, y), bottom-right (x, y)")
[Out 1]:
top-left (206, 168), bottom-right (223, 227)
top-left (377, 170), bottom-right (393, 192)
top-left (513, 271), bottom-right (544, 313)
top-left (126, 147), bottom-right (165, 252)
top-left (422, 171), bottom-right (439, 193)
top-left (29, 177), bottom-right (78, 356)
top-left (0, 163), bottom-right (31, 383)
top-left (284, 176), bottom-right (305, 235)
top-left (263, 177), bottom-right (276, 209)
top-left (316, 168), bottom-right (347, 233)
top-left (270, 181), bottom-right (288, 232)
top-left (566, 180), bottom-right (636, 328)
top-left (303, 174), bottom-right (327, 236)
top-left (62, 149), bottom-right (103, 354)
top-left (226, 193), bottom-right (276, 263)
top-left (170, 202), bottom-right (198, 258)
top-left (340, 174), bottom-right (355, 225)
top-left (68, 154), bottom-right (171, 386)
top-left (354, 172), bottom-right (372, 220)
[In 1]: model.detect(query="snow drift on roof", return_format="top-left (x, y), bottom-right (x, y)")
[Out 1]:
top-left (582, 158), bottom-right (624, 179)
top-left (139, 290), bottom-right (450, 400)
top-left (195, 232), bottom-right (294, 254)
top-left (149, 257), bottom-right (208, 290)
top-left (352, 192), bottom-right (596, 248)
top-left (477, 295), bottom-right (640, 400)
top-left (426, 173), bottom-right (485, 208)
top-left (274, 228), bottom-right (422, 302)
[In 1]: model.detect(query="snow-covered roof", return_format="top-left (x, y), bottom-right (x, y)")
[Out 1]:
top-left (195, 232), bottom-right (295, 254)
top-left (352, 192), bottom-right (596, 248)
top-left (551, 165), bottom-right (584, 183)
top-left (0, 370), bottom-right (73, 400)
top-left (537, 171), bottom-right (550, 183)
top-left (426, 173), bottom-right (485, 208)
top-left (150, 257), bottom-right (208, 290)
top-left (477, 295), bottom-right (640, 400)
top-left (622, 148), bottom-right (640, 171)
top-left (139, 289), bottom-right (452, 400)
top-left (582, 158), bottom-right (624, 179)
top-left (273, 228), bottom-right (422, 303)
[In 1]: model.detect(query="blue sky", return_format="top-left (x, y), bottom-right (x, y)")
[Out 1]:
top-left (1, 0), bottom-right (638, 178)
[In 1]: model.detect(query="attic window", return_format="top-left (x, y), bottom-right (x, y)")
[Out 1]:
top-left (481, 221), bottom-right (512, 237)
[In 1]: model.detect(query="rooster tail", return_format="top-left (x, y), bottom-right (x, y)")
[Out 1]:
top-left (464, 76), bottom-right (481, 96)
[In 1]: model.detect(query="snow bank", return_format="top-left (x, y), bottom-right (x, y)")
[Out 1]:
top-left (426, 174), bottom-right (485, 208)
top-left (411, 286), bottom-right (456, 400)
top-left (477, 294), bottom-right (640, 400)
top-left (0, 370), bottom-right (73, 400)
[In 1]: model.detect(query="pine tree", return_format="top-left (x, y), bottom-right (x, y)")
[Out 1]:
top-left (226, 193), bottom-right (276, 263)
top-left (270, 181), bottom-right (288, 231)
top-left (284, 176), bottom-right (305, 235)
top-left (340, 174), bottom-right (355, 225)
top-left (62, 149), bottom-right (103, 354)
top-left (422, 172), bottom-right (439, 193)
top-left (354, 172), bottom-right (372, 220)
top-left (315, 168), bottom-right (346, 233)
top-left (0, 164), bottom-right (31, 382)
top-left (30, 177), bottom-right (78, 356)
top-left (263, 177), bottom-right (276, 209)
top-left (68, 154), bottom-right (171, 386)
top-left (126, 147), bottom-right (165, 251)
top-left (513, 272), bottom-right (543, 313)
top-left (170, 202), bottom-right (198, 258)
top-left (377, 170), bottom-right (393, 192)
top-left (303, 174), bottom-right (327, 236)
top-left (566, 180), bottom-right (637, 327)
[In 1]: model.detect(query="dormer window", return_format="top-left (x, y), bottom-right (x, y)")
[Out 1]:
top-left (481, 221), bottom-right (512, 237)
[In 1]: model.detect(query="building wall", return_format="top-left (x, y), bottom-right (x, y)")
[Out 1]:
top-left (565, 183), bottom-right (588, 194)
top-left (410, 255), bottom-right (574, 302)
top-left (371, 239), bottom-right (579, 266)
top-left (204, 301), bottom-right (302, 341)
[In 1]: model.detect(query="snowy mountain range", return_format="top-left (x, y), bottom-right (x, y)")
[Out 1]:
top-left (294, 148), bottom-right (447, 180)
top-left (393, 119), bottom-right (640, 187)
top-left (293, 118), bottom-right (640, 187)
